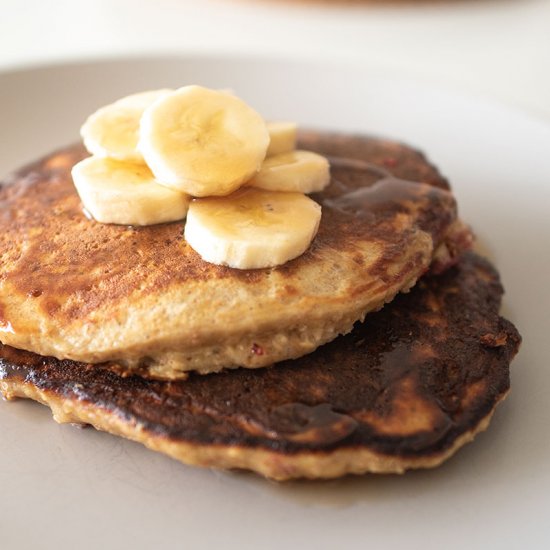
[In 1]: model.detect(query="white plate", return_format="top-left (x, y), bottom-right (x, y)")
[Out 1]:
top-left (1, 57), bottom-right (549, 550)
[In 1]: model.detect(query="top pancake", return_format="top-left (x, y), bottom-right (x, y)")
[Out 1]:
top-left (0, 132), bottom-right (459, 379)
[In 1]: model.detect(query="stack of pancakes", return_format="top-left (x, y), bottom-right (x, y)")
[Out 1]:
top-left (0, 131), bottom-right (520, 480)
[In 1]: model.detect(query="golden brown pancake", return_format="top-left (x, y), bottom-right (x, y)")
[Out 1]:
top-left (0, 133), bottom-right (463, 378)
top-left (0, 253), bottom-right (520, 480)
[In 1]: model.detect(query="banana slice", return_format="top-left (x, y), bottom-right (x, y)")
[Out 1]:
top-left (71, 156), bottom-right (190, 226)
top-left (266, 121), bottom-right (297, 156)
top-left (184, 188), bottom-right (321, 269)
top-left (81, 89), bottom-right (172, 162)
top-left (248, 150), bottom-right (330, 194)
top-left (139, 85), bottom-right (270, 197)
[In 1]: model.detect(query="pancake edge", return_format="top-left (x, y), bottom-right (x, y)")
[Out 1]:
top-left (0, 378), bottom-right (509, 481)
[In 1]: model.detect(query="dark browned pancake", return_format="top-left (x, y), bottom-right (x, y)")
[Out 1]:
top-left (0, 252), bottom-right (520, 480)
top-left (0, 133), bottom-right (466, 378)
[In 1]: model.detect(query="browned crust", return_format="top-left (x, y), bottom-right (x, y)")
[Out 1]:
top-left (0, 379), bottom-right (508, 480)
top-left (0, 253), bottom-right (521, 479)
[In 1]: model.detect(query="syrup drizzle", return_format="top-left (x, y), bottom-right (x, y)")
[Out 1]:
top-left (322, 156), bottom-right (451, 220)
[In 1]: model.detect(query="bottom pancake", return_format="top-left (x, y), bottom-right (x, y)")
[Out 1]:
top-left (0, 252), bottom-right (520, 480)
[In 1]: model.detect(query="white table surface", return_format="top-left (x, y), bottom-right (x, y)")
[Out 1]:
top-left (1, 0), bottom-right (549, 121)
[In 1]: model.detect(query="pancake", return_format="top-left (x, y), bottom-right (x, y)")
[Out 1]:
top-left (0, 133), bottom-right (463, 379)
top-left (0, 253), bottom-right (520, 480)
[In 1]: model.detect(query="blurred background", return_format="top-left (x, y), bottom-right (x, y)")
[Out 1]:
top-left (1, 0), bottom-right (549, 120)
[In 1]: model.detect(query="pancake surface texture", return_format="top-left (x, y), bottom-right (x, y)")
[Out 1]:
top-left (0, 253), bottom-right (520, 480)
top-left (0, 133), bottom-right (460, 378)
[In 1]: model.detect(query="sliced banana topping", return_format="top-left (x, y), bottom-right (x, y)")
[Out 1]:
top-left (75, 86), bottom-right (330, 268)
top-left (249, 150), bottom-right (330, 194)
top-left (81, 89), bottom-right (172, 162)
top-left (139, 85), bottom-right (270, 197)
top-left (184, 188), bottom-right (321, 269)
top-left (71, 156), bottom-right (190, 226)
top-left (266, 121), bottom-right (297, 157)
